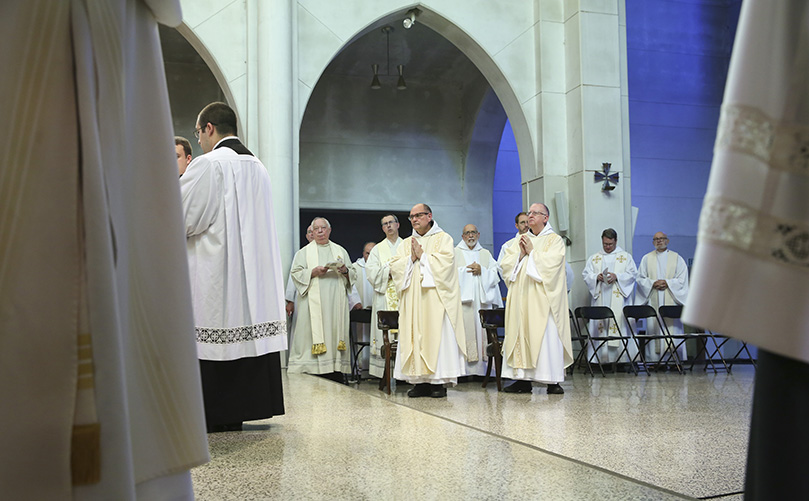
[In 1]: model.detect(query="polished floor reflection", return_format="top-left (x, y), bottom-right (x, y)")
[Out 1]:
top-left (192, 367), bottom-right (754, 500)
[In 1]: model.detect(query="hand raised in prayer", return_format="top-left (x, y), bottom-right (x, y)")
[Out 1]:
top-left (519, 234), bottom-right (533, 256)
top-left (311, 265), bottom-right (328, 278)
top-left (466, 262), bottom-right (482, 276)
top-left (285, 301), bottom-right (294, 316)
top-left (653, 279), bottom-right (668, 290)
top-left (411, 238), bottom-right (423, 262)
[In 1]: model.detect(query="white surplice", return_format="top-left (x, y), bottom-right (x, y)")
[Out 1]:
top-left (181, 137), bottom-right (288, 361)
top-left (636, 249), bottom-right (690, 361)
top-left (0, 1), bottom-right (209, 498)
top-left (455, 241), bottom-right (503, 375)
top-left (683, 1), bottom-right (809, 364)
top-left (582, 246), bottom-right (638, 363)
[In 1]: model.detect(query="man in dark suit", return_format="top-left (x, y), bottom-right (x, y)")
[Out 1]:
top-left (181, 102), bottom-right (288, 432)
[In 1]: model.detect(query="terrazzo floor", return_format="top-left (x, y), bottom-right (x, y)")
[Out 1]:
top-left (191, 366), bottom-right (755, 500)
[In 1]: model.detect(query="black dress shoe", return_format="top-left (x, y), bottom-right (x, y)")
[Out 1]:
top-left (430, 385), bottom-right (447, 398)
top-left (503, 380), bottom-right (533, 393)
top-left (207, 422), bottom-right (242, 433)
top-left (546, 383), bottom-right (564, 395)
top-left (407, 383), bottom-right (432, 398)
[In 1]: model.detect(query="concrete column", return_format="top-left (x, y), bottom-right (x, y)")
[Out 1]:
top-left (254, 0), bottom-right (296, 271)
top-left (564, 0), bottom-right (630, 307)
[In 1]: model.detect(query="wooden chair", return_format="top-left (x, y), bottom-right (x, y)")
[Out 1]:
top-left (376, 310), bottom-right (399, 395)
top-left (479, 308), bottom-right (506, 391)
top-left (348, 308), bottom-right (372, 381)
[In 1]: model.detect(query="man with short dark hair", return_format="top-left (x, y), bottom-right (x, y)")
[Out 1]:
top-left (582, 227), bottom-right (638, 365)
top-left (390, 204), bottom-right (466, 398)
top-left (175, 135), bottom-right (192, 176)
top-left (365, 214), bottom-right (404, 378)
top-left (181, 101), bottom-right (287, 432)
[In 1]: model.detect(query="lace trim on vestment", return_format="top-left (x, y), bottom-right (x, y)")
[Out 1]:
top-left (716, 105), bottom-right (809, 177)
top-left (196, 320), bottom-right (287, 344)
top-left (698, 197), bottom-right (809, 269)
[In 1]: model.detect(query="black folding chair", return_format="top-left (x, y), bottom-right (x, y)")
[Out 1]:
top-left (348, 308), bottom-right (372, 381)
top-left (623, 305), bottom-right (682, 375)
top-left (376, 310), bottom-right (399, 395)
top-left (479, 308), bottom-right (505, 391)
top-left (658, 305), bottom-right (730, 374)
top-left (575, 306), bottom-right (637, 376)
top-left (568, 308), bottom-right (594, 377)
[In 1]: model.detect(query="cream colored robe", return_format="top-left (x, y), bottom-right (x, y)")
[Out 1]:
top-left (501, 227), bottom-right (573, 377)
top-left (684, 1), bottom-right (809, 364)
top-left (636, 249), bottom-right (690, 361)
top-left (0, 1), bottom-right (209, 498)
top-left (390, 223), bottom-right (466, 380)
top-left (287, 241), bottom-right (352, 374)
top-left (365, 237), bottom-right (402, 378)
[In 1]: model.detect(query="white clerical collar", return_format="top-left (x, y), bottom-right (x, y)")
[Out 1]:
top-left (656, 249), bottom-right (669, 255)
top-left (355, 257), bottom-right (366, 267)
top-left (413, 221), bottom-right (443, 238)
top-left (213, 135), bottom-right (241, 149)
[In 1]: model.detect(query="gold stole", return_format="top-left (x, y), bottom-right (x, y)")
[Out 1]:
top-left (377, 240), bottom-right (399, 310)
top-left (646, 251), bottom-right (678, 307)
top-left (305, 242), bottom-right (346, 355)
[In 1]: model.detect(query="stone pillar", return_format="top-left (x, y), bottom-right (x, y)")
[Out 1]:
top-left (252, 0), bottom-right (296, 271)
top-left (563, 0), bottom-right (631, 306)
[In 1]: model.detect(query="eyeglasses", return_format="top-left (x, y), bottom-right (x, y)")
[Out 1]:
top-left (527, 210), bottom-right (547, 217)
top-left (408, 212), bottom-right (429, 221)
top-left (381, 220), bottom-right (396, 226)
top-left (193, 122), bottom-right (217, 139)
top-left (462, 231), bottom-right (478, 236)
top-left (653, 237), bottom-right (668, 242)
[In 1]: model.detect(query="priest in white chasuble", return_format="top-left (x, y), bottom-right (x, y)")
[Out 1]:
top-left (500, 203), bottom-right (573, 394)
top-left (288, 217), bottom-right (353, 378)
top-left (455, 224), bottom-right (503, 376)
top-left (390, 204), bottom-right (467, 398)
top-left (636, 232), bottom-right (690, 362)
top-left (1, 1), bottom-right (209, 497)
top-left (582, 228), bottom-right (638, 365)
top-left (182, 103), bottom-right (288, 433)
top-left (365, 214), bottom-right (404, 378)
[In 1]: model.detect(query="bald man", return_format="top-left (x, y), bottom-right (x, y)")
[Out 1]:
top-left (455, 224), bottom-right (502, 377)
top-left (389, 204), bottom-right (466, 398)
top-left (635, 231), bottom-right (689, 362)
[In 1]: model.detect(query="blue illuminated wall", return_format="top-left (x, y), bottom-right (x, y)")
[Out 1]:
top-left (492, 120), bottom-right (521, 261)
top-left (627, 0), bottom-right (741, 264)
